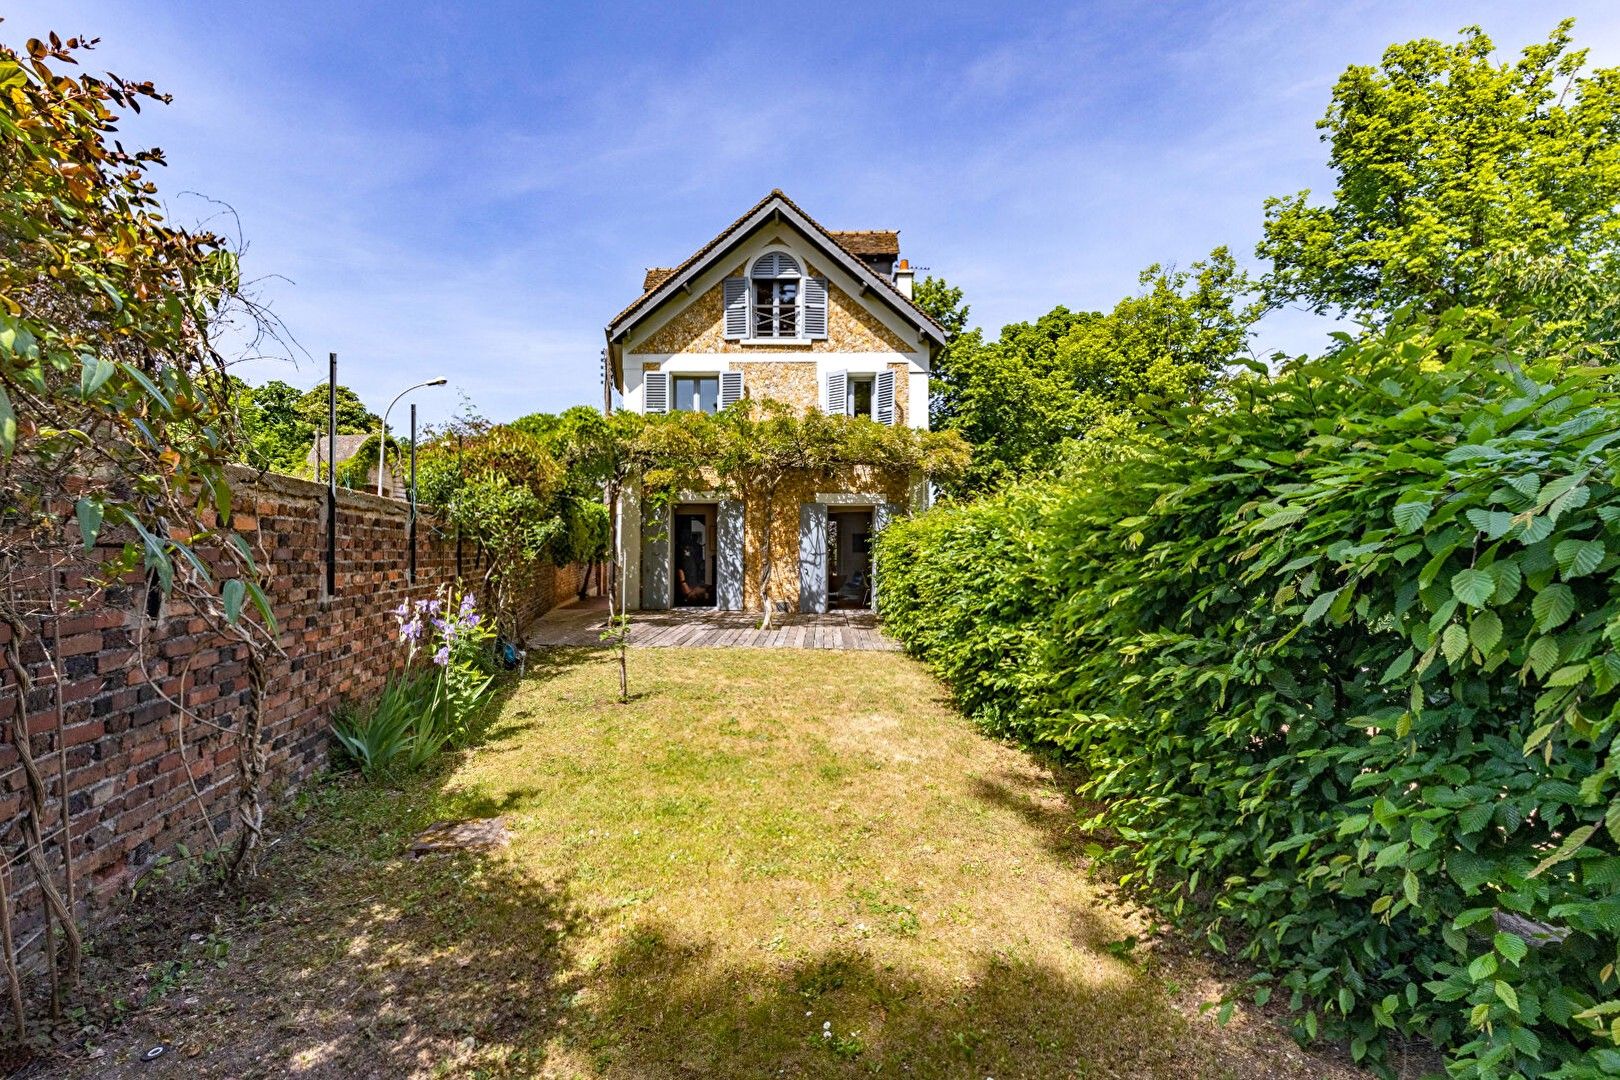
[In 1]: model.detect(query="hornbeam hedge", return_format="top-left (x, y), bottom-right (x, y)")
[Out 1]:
top-left (877, 313), bottom-right (1620, 1079)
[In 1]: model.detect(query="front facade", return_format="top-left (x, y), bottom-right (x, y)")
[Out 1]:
top-left (604, 190), bottom-right (947, 614)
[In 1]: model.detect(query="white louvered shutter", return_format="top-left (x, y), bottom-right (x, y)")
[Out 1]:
top-left (643, 370), bottom-right (668, 414)
top-left (875, 369), bottom-right (896, 425)
top-left (825, 370), bottom-right (847, 416)
top-left (803, 277), bottom-right (828, 339)
top-left (720, 370), bottom-right (744, 409)
top-left (723, 277), bottom-right (748, 339)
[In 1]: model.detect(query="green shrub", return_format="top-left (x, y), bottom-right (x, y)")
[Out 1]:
top-left (879, 312), bottom-right (1620, 1077)
top-left (330, 672), bottom-right (446, 778)
top-left (877, 484), bottom-right (1059, 740)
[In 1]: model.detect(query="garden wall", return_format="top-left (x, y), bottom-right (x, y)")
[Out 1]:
top-left (0, 467), bottom-right (589, 949)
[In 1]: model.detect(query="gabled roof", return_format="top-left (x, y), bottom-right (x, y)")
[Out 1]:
top-left (307, 433), bottom-right (372, 465)
top-left (606, 190), bottom-right (945, 349)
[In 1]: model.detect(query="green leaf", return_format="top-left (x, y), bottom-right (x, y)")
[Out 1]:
top-left (79, 354), bottom-right (114, 399)
top-left (1469, 611), bottom-right (1503, 654)
top-left (1494, 933), bottom-right (1528, 964)
top-left (1530, 824), bottom-right (1597, 878)
top-left (1554, 537), bottom-right (1605, 579)
top-left (1528, 636), bottom-right (1560, 678)
top-left (246, 580), bottom-right (278, 635)
top-left (1442, 623), bottom-right (1469, 664)
top-left (0, 384), bottom-right (13, 458)
top-left (1468, 953), bottom-right (1498, 981)
top-left (222, 579), bottom-right (246, 624)
top-left (1532, 584), bottom-right (1576, 631)
top-left (1303, 588), bottom-right (1340, 624)
top-left (1393, 499), bottom-right (1432, 534)
top-left (1450, 568), bottom-right (1495, 608)
top-left (1546, 663), bottom-right (1588, 688)
top-left (1494, 980), bottom-right (1520, 1015)
top-left (119, 363), bottom-right (172, 411)
top-left (74, 497), bottom-right (103, 551)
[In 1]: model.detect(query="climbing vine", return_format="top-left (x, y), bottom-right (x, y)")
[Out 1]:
top-left (0, 24), bottom-right (282, 1038)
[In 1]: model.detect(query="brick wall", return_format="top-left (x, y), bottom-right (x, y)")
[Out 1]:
top-left (0, 467), bottom-right (587, 950)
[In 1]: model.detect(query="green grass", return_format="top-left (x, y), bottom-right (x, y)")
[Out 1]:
top-left (65, 648), bottom-right (1364, 1079)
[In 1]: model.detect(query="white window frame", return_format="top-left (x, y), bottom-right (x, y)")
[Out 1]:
top-left (748, 252), bottom-right (804, 342)
top-left (844, 374), bottom-right (877, 419)
top-left (669, 372), bottom-right (722, 414)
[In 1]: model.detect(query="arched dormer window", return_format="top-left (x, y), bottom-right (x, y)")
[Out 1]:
top-left (721, 253), bottom-right (828, 342)
top-left (750, 251), bottom-right (800, 338)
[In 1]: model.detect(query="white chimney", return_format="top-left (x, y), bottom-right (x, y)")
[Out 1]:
top-left (893, 258), bottom-right (914, 299)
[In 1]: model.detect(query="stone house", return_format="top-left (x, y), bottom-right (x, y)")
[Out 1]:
top-left (604, 190), bottom-right (948, 614)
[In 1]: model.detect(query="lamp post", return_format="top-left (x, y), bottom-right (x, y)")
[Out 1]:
top-left (378, 378), bottom-right (446, 496)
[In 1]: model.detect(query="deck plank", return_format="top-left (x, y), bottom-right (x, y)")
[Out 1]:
top-left (526, 601), bottom-right (897, 653)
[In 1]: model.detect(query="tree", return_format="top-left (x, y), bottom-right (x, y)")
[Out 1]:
top-left (296, 383), bottom-right (377, 435)
top-left (416, 423), bottom-right (566, 642)
top-left (936, 250), bottom-right (1257, 495)
top-left (1259, 20), bottom-right (1620, 341)
top-left (235, 379), bottom-right (379, 475)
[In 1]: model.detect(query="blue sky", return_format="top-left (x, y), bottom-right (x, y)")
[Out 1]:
top-left (7, 1), bottom-right (1620, 427)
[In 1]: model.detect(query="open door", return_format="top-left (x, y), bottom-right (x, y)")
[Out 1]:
top-left (672, 505), bottom-right (717, 607)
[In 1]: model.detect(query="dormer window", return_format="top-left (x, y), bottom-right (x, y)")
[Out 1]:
top-left (750, 252), bottom-right (800, 338)
top-left (722, 254), bottom-right (828, 342)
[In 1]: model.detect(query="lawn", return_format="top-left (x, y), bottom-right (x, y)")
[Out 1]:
top-left (61, 648), bottom-right (1363, 1079)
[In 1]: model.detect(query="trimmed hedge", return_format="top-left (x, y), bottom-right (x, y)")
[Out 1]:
top-left (878, 316), bottom-right (1620, 1078)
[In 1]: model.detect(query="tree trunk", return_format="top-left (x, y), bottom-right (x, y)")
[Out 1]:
top-left (757, 488), bottom-right (775, 630)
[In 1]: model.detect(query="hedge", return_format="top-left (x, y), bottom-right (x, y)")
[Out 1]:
top-left (877, 314), bottom-right (1620, 1079)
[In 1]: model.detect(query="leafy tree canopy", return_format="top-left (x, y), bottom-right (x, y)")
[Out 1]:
top-left (923, 250), bottom-right (1257, 496)
top-left (235, 378), bottom-right (379, 475)
top-left (1259, 19), bottom-right (1620, 341)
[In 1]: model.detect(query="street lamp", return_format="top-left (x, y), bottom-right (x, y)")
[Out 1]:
top-left (378, 378), bottom-right (447, 496)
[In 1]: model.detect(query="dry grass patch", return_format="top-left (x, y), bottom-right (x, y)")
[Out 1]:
top-left (52, 647), bottom-right (1367, 1079)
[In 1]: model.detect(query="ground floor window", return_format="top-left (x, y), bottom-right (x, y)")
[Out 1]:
top-left (826, 508), bottom-right (873, 608)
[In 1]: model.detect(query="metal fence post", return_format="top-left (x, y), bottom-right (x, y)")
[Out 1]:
top-left (408, 403), bottom-right (417, 584)
top-left (326, 352), bottom-right (337, 597)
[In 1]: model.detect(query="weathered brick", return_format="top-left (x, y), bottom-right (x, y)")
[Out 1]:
top-left (0, 466), bottom-right (584, 944)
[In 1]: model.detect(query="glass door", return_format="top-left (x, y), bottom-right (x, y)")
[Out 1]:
top-left (673, 505), bottom-right (717, 607)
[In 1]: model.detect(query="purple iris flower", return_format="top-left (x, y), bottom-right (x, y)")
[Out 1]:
top-left (464, 613), bottom-right (480, 629)
top-left (433, 645), bottom-right (450, 666)
top-left (401, 618), bottom-right (423, 643)
top-left (460, 593), bottom-right (477, 616)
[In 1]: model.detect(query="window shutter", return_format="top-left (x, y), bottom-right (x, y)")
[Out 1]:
top-left (720, 370), bottom-right (744, 409)
top-left (825, 369), bottom-right (847, 416)
top-left (875, 369), bottom-right (896, 425)
top-left (803, 277), bottom-right (828, 339)
top-left (752, 252), bottom-right (800, 278)
top-left (723, 277), bottom-right (748, 339)
top-left (798, 503), bottom-right (828, 614)
top-left (644, 370), bottom-right (668, 414)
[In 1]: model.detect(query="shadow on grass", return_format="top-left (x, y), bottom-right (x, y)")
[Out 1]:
top-left (57, 775), bottom-right (590, 1078)
top-left (573, 918), bottom-right (1210, 1079)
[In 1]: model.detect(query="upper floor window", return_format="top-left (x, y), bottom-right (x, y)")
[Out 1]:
top-left (750, 252), bottom-right (800, 338)
top-left (672, 374), bottom-right (719, 413)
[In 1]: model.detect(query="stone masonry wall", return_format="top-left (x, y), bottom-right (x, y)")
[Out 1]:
top-left (630, 262), bottom-right (913, 356)
top-left (0, 467), bottom-right (585, 950)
